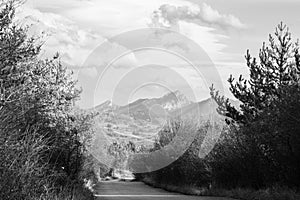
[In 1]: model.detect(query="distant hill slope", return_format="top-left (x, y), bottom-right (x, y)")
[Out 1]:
top-left (90, 91), bottom-right (240, 145)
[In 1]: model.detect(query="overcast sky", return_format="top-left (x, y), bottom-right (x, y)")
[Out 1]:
top-left (19, 0), bottom-right (300, 108)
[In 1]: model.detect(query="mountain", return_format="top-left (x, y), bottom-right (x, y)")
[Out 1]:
top-left (116, 90), bottom-right (191, 123)
top-left (171, 97), bottom-right (240, 122)
top-left (94, 100), bottom-right (119, 113)
top-left (91, 91), bottom-right (239, 145)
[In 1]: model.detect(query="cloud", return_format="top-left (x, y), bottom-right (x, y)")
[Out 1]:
top-left (17, 0), bottom-right (246, 108)
top-left (20, 0), bottom-right (189, 67)
top-left (16, 4), bottom-right (104, 66)
top-left (19, 0), bottom-right (238, 68)
top-left (78, 67), bottom-right (98, 78)
top-left (112, 52), bottom-right (138, 69)
top-left (151, 3), bottom-right (246, 30)
top-left (178, 21), bottom-right (227, 61)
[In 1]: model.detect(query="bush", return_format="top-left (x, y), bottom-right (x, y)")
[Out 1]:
top-left (0, 1), bottom-right (95, 199)
top-left (136, 120), bottom-right (222, 188)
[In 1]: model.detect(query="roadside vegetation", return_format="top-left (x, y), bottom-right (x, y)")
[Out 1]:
top-left (135, 23), bottom-right (300, 200)
top-left (0, 1), bottom-right (96, 199)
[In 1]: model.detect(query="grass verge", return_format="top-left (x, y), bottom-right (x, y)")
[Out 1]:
top-left (36, 182), bottom-right (95, 200)
top-left (141, 177), bottom-right (300, 200)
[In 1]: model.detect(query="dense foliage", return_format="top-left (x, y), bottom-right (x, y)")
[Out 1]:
top-left (135, 120), bottom-right (222, 188)
top-left (210, 22), bottom-right (300, 189)
top-left (0, 1), bottom-right (95, 199)
top-left (136, 23), bottom-right (300, 199)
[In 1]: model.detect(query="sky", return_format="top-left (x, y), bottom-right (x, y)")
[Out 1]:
top-left (17, 0), bottom-right (300, 108)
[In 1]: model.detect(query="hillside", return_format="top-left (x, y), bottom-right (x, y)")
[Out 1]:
top-left (90, 91), bottom-right (239, 147)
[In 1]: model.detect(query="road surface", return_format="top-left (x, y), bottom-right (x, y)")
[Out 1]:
top-left (94, 181), bottom-right (235, 200)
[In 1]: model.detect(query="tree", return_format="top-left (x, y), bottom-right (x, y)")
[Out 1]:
top-left (212, 22), bottom-right (299, 125)
top-left (210, 22), bottom-right (300, 187)
top-left (0, 0), bottom-right (41, 110)
top-left (0, 1), bottom-right (94, 199)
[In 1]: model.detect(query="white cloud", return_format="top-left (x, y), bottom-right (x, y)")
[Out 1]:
top-left (151, 3), bottom-right (246, 30)
top-left (16, 4), bottom-right (104, 66)
top-left (78, 67), bottom-right (98, 78)
top-left (20, 0), bottom-right (240, 67)
top-left (19, 0), bottom-right (192, 67)
top-left (27, 0), bottom-right (191, 36)
top-left (112, 52), bottom-right (138, 69)
top-left (16, 0), bottom-right (247, 107)
top-left (178, 21), bottom-right (227, 61)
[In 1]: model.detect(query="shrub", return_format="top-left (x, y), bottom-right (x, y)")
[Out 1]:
top-left (0, 1), bottom-right (95, 199)
top-left (136, 120), bottom-right (222, 188)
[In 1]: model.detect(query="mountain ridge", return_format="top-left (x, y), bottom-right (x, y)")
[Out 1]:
top-left (90, 91), bottom-right (240, 145)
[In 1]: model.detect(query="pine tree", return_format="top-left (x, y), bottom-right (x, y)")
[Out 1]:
top-left (211, 22), bottom-right (300, 125)
top-left (210, 23), bottom-right (300, 187)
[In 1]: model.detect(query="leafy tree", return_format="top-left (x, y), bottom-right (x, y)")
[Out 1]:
top-left (0, 0), bottom-right (41, 110)
top-left (0, 1), bottom-right (95, 199)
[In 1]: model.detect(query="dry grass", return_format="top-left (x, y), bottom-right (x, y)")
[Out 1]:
top-left (36, 183), bottom-right (95, 200)
top-left (203, 187), bottom-right (300, 200)
top-left (142, 177), bottom-right (206, 196)
top-left (142, 177), bottom-right (300, 200)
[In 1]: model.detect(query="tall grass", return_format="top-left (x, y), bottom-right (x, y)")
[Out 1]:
top-left (0, 123), bottom-right (95, 200)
